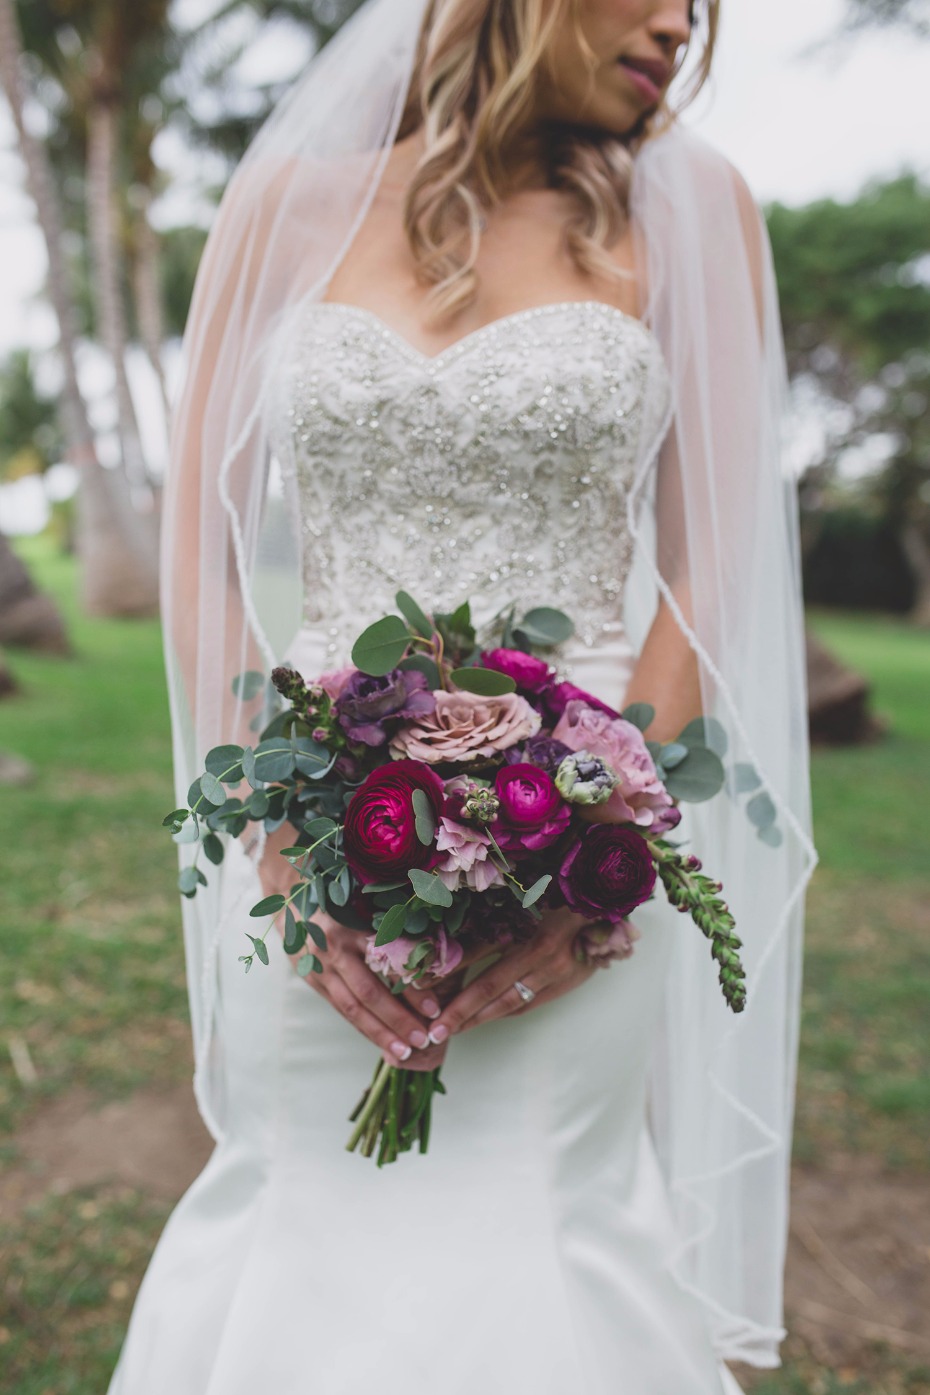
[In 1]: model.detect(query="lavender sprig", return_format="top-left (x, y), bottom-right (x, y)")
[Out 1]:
top-left (647, 837), bottom-right (747, 1013)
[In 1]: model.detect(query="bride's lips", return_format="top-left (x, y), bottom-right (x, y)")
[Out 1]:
top-left (617, 56), bottom-right (670, 107)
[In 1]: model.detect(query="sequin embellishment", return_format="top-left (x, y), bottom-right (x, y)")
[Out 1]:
top-left (267, 300), bottom-right (672, 660)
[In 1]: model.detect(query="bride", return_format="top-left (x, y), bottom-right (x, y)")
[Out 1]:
top-left (108, 1), bottom-right (816, 1391)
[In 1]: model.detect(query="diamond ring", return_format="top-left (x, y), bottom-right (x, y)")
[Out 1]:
top-left (513, 979), bottom-right (535, 1005)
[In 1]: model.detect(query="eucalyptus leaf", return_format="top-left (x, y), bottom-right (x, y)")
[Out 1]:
top-left (247, 934), bottom-right (270, 966)
top-left (374, 901), bottom-right (409, 946)
top-left (522, 874), bottom-right (551, 908)
top-left (677, 716), bottom-right (729, 757)
top-left (240, 746), bottom-right (258, 786)
top-left (250, 894), bottom-right (286, 918)
top-left (408, 869), bottom-right (453, 907)
top-left (172, 818), bottom-right (201, 846)
top-left (351, 614), bottom-right (410, 676)
top-left (659, 742), bottom-right (688, 770)
top-left (202, 832), bottom-right (224, 866)
top-left (732, 762), bottom-right (762, 794)
top-left (361, 879), bottom-right (406, 894)
top-left (307, 921), bottom-right (328, 952)
top-left (187, 777), bottom-right (205, 808)
top-left (746, 790), bottom-right (777, 830)
top-left (232, 669), bottom-right (265, 701)
top-left (283, 913), bottom-right (307, 955)
top-left (405, 905), bottom-right (431, 935)
top-left (397, 655), bottom-right (442, 689)
top-left (758, 822), bottom-right (784, 848)
top-left (328, 873), bottom-right (349, 907)
top-left (199, 771), bottom-right (226, 806)
top-left (449, 666), bottom-right (516, 696)
top-left (395, 590), bottom-right (434, 639)
top-left (253, 737), bottom-right (296, 782)
top-left (412, 788), bottom-right (436, 846)
top-left (663, 746), bottom-right (726, 803)
top-left (178, 865), bottom-right (200, 896)
top-left (295, 952), bottom-right (320, 977)
top-left (519, 606), bottom-right (574, 644)
top-left (622, 702), bottom-right (655, 732)
top-left (162, 808), bottom-right (189, 829)
top-left (247, 789), bottom-right (270, 819)
top-left (293, 738), bottom-right (333, 779)
top-left (205, 744), bottom-right (245, 782)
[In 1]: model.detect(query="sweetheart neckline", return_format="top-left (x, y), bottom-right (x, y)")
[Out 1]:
top-left (307, 298), bottom-right (663, 366)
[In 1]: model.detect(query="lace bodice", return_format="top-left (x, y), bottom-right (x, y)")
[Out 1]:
top-left (269, 299), bottom-right (672, 661)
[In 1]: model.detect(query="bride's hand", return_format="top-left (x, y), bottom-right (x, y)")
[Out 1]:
top-left (426, 906), bottom-right (599, 1041)
top-left (258, 822), bottom-right (446, 1072)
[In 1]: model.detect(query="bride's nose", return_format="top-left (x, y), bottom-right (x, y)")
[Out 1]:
top-left (645, 0), bottom-right (694, 55)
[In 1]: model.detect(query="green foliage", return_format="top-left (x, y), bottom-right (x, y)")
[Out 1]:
top-left (0, 350), bottom-right (64, 478)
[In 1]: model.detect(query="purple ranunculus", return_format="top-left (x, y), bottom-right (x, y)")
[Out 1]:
top-left (481, 647), bottom-right (552, 693)
top-left (558, 824), bottom-right (657, 923)
top-left (541, 680), bottom-right (621, 723)
top-left (503, 734), bottom-right (573, 775)
top-left (334, 667), bottom-right (435, 746)
top-left (492, 762), bottom-right (571, 855)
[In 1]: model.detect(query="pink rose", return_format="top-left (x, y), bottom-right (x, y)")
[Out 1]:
top-left (551, 700), bottom-right (680, 833)
top-left (319, 664), bottom-right (356, 701)
top-left (388, 688), bottom-right (541, 763)
top-left (435, 816), bottom-right (505, 892)
top-left (365, 934), bottom-right (419, 985)
top-left (576, 918), bottom-right (642, 965)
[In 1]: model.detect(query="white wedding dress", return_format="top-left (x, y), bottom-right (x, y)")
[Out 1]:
top-left (108, 299), bottom-right (745, 1394)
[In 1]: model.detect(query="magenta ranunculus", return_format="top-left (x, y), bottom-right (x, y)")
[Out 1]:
top-left (343, 760), bottom-right (444, 884)
top-left (542, 680), bottom-right (621, 722)
top-left (492, 762), bottom-right (571, 854)
top-left (481, 648), bottom-right (552, 693)
top-left (552, 699), bottom-right (680, 834)
top-left (558, 825), bottom-right (656, 922)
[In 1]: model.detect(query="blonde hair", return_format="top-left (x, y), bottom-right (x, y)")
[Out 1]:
top-left (396, 0), bottom-right (720, 322)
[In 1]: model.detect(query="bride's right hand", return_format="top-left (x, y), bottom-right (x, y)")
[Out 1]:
top-left (258, 824), bottom-right (446, 1072)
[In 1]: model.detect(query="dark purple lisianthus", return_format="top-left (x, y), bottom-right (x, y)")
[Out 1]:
top-left (504, 734), bottom-right (573, 775)
top-left (542, 680), bottom-right (620, 723)
top-left (492, 762), bottom-right (571, 854)
top-left (558, 824), bottom-right (656, 922)
top-left (343, 760), bottom-right (444, 884)
top-left (334, 668), bottom-right (435, 746)
top-left (481, 647), bottom-right (552, 693)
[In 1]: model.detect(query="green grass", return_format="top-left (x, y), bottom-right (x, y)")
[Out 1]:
top-left (1, 540), bottom-right (927, 1393)
top-left (795, 609), bottom-right (930, 1172)
top-left (0, 533), bottom-right (192, 1151)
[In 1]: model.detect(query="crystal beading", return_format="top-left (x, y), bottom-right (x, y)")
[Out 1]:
top-left (267, 300), bottom-right (672, 662)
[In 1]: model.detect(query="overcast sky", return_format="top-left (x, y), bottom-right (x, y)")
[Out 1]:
top-left (0, 0), bottom-right (927, 358)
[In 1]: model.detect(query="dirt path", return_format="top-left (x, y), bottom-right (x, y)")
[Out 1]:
top-left (4, 1087), bottom-right (928, 1377)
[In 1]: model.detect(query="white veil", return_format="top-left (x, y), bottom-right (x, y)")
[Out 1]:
top-left (160, 0), bottom-right (817, 1370)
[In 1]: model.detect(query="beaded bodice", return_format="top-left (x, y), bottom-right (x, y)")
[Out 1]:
top-left (269, 299), bottom-right (672, 661)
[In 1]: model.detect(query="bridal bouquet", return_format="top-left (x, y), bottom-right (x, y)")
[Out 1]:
top-left (164, 593), bottom-right (749, 1166)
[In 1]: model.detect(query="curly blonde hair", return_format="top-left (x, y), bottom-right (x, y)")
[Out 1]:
top-left (396, 0), bottom-right (720, 322)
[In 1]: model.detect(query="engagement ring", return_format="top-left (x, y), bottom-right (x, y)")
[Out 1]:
top-left (513, 980), bottom-right (535, 1004)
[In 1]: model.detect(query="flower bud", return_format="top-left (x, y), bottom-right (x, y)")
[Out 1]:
top-left (554, 750), bottom-right (618, 806)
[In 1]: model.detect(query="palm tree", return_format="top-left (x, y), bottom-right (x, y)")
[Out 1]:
top-left (0, 0), bottom-right (161, 616)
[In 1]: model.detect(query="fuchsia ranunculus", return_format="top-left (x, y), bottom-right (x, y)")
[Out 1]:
top-left (481, 647), bottom-right (552, 693)
top-left (558, 824), bottom-right (656, 922)
top-left (492, 762), bottom-right (571, 854)
top-left (542, 680), bottom-right (621, 722)
top-left (552, 700), bottom-right (680, 834)
top-left (343, 760), bottom-right (444, 884)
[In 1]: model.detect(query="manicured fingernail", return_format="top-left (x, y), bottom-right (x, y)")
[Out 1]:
top-left (421, 998), bottom-right (440, 1019)
top-left (409, 1030), bottom-right (429, 1049)
top-left (391, 1041), bottom-right (412, 1061)
top-left (428, 1024), bottom-right (448, 1045)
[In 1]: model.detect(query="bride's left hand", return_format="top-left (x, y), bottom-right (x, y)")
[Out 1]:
top-left (427, 906), bottom-right (600, 1041)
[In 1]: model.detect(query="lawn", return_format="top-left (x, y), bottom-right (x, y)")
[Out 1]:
top-left (0, 536), bottom-right (927, 1393)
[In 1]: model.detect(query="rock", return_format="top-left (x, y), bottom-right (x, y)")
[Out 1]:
top-left (806, 628), bottom-right (884, 746)
top-left (0, 750), bottom-right (34, 785)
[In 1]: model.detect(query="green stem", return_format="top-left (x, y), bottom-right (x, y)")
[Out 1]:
top-left (346, 1058), bottom-right (393, 1153)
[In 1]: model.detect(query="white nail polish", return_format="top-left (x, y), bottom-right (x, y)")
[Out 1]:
top-left (391, 1040), bottom-right (412, 1061)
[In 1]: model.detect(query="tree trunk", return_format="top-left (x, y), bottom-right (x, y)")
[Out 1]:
top-left (0, 527), bottom-right (71, 653)
top-left (86, 83), bottom-right (154, 500)
top-left (0, 0), bottom-right (160, 616)
top-left (132, 183), bottom-right (172, 421)
top-left (901, 523), bottom-right (930, 628)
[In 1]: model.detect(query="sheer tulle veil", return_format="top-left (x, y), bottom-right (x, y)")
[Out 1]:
top-left (159, 0), bottom-right (817, 1370)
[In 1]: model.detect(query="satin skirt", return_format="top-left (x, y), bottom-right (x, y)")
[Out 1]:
top-left (107, 625), bottom-right (744, 1395)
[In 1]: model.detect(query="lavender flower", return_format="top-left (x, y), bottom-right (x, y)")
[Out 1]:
top-left (335, 668), bottom-right (435, 746)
